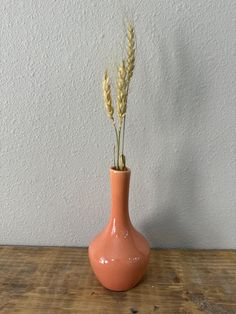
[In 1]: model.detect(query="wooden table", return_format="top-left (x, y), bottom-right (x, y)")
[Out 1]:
top-left (0, 247), bottom-right (236, 313)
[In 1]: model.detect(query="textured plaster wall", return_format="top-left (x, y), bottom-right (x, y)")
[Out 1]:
top-left (1, 0), bottom-right (236, 248)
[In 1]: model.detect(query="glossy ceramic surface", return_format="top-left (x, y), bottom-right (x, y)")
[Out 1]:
top-left (89, 168), bottom-right (150, 291)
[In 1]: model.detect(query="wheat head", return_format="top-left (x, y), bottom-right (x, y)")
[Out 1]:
top-left (127, 23), bottom-right (135, 84)
top-left (103, 70), bottom-right (114, 120)
top-left (116, 60), bottom-right (127, 123)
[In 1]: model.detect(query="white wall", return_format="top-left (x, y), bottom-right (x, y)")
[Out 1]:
top-left (1, 0), bottom-right (236, 248)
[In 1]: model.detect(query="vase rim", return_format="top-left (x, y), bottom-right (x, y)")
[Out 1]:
top-left (110, 167), bottom-right (131, 174)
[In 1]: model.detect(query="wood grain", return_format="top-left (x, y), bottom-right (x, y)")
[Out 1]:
top-left (0, 247), bottom-right (236, 313)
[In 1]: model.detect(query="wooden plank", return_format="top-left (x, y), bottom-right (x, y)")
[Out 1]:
top-left (0, 246), bottom-right (236, 313)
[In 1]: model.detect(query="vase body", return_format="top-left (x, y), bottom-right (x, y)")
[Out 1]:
top-left (88, 168), bottom-right (150, 291)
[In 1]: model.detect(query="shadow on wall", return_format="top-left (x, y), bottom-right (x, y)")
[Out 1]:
top-left (143, 147), bottom-right (208, 248)
top-left (142, 30), bottom-right (219, 248)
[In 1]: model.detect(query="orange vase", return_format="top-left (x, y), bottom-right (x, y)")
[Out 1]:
top-left (89, 168), bottom-right (150, 291)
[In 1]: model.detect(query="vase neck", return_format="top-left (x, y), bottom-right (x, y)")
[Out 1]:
top-left (109, 168), bottom-right (131, 226)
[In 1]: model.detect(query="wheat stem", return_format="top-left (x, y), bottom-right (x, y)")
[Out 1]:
top-left (113, 145), bottom-right (115, 168)
top-left (113, 121), bottom-right (119, 169)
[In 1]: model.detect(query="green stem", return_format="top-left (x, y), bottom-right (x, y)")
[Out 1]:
top-left (112, 120), bottom-right (119, 169)
top-left (117, 122), bottom-right (122, 170)
top-left (122, 84), bottom-right (130, 156)
top-left (121, 116), bottom-right (126, 155)
top-left (113, 145), bottom-right (115, 168)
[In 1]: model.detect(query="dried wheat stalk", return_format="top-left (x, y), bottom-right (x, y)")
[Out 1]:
top-left (120, 23), bottom-right (136, 168)
top-left (102, 23), bottom-right (135, 171)
top-left (103, 70), bottom-right (119, 168)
